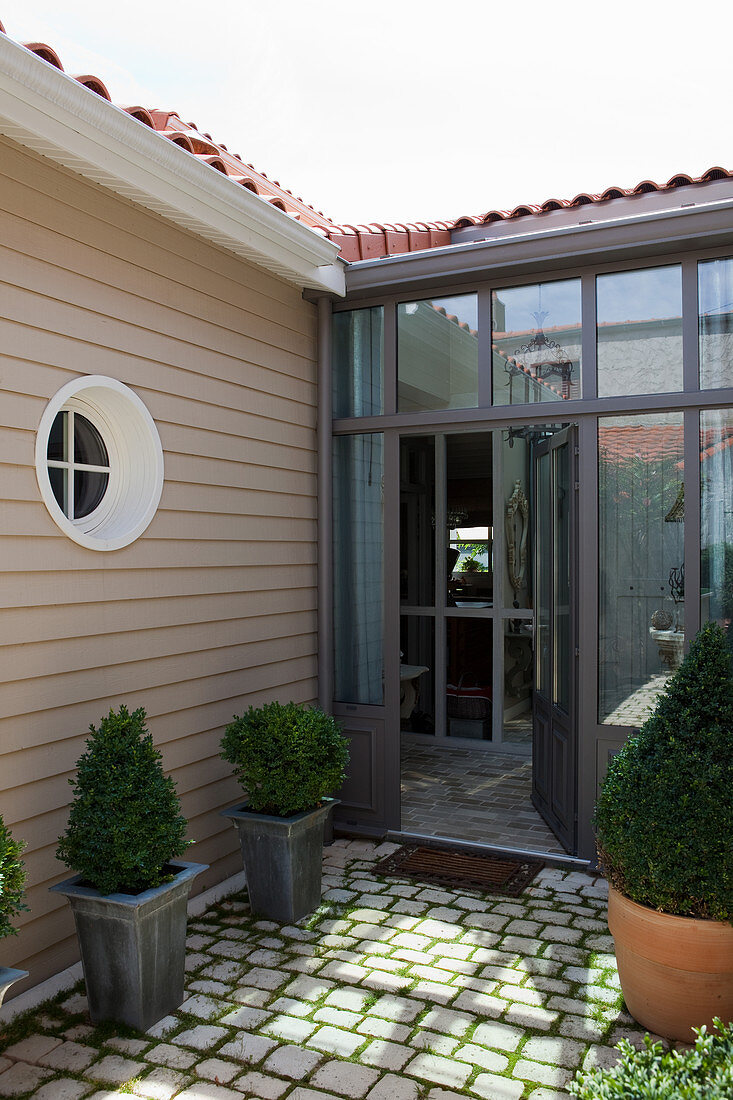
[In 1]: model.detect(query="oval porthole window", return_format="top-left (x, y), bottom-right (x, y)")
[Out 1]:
top-left (35, 376), bottom-right (164, 551)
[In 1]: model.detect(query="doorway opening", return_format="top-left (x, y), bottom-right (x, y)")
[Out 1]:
top-left (398, 424), bottom-right (577, 856)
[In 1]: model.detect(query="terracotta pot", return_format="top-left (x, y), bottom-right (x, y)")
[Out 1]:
top-left (607, 883), bottom-right (733, 1042)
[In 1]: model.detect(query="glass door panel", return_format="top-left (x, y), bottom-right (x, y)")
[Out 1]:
top-left (536, 449), bottom-right (551, 695)
top-left (446, 433), bottom-right (493, 607)
top-left (553, 441), bottom-right (571, 713)
top-left (400, 616), bottom-right (435, 734)
top-left (446, 617), bottom-right (493, 740)
top-left (400, 436), bottom-right (436, 607)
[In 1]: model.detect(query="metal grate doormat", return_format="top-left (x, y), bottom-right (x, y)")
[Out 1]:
top-left (374, 844), bottom-right (544, 897)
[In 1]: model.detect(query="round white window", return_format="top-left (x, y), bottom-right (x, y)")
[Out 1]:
top-left (35, 376), bottom-right (164, 551)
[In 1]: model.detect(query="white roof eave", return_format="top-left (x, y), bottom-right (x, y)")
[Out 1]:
top-left (0, 34), bottom-right (345, 295)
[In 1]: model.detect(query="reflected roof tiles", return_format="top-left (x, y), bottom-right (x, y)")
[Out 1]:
top-left (2, 24), bottom-right (732, 265)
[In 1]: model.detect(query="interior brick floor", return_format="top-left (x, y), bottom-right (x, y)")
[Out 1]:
top-left (400, 740), bottom-right (567, 857)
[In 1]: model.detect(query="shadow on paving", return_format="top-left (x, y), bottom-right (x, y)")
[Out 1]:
top-left (0, 840), bottom-right (664, 1100)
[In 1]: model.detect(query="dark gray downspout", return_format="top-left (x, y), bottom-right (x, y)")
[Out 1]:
top-left (317, 295), bottom-right (334, 711)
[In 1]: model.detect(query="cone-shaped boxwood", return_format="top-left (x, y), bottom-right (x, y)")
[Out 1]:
top-left (57, 705), bottom-right (190, 896)
top-left (595, 622), bottom-right (733, 922)
top-left (0, 815), bottom-right (27, 939)
top-left (221, 702), bottom-right (349, 817)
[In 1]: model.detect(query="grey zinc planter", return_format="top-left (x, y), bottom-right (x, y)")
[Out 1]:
top-left (50, 859), bottom-right (207, 1031)
top-left (221, 801), bottom-right (335, 922)
top-left (0, 966), bottom-right (28, 1008)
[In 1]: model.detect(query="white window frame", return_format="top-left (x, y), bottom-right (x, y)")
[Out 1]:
top-left (35, 376), bottom-right (164, 551)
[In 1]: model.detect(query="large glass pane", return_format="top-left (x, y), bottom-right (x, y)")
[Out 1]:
top-left (597, 266), bottom-right (682, 396)
top-left (400, 616), bottom-right (434, 733)
top-left (446, 617), bottom-right (493, 740)
top-left (400, 437), bottom-right (435, 607)
top-left (503, 621), bottom-right (533, 746)
top-left (446, 433), bottom-right (493, 607)
top-left (535, 449), bottom-right (551, 695)
top-left (333, 434), bottom-right (384, 704)
top-left (701, 408), bottom-right (733, 629)
top-left (493, 279), bottom-right (581, 404)
top-left (501, 428), bottom-right (532, 610)
top-left (699, 259), bottom-right (733, 390)
top-left (598, 413), bottom-right (684, 724)
top-left (554, 441), bottom-right (571, 712)
top-left (398, 294), bottom-right (478, 412)
top-left (332, 307), bottom-right (383, 418)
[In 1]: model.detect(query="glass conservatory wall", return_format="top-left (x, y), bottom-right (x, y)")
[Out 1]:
top-left (598, 412), bottom-right (685, 725)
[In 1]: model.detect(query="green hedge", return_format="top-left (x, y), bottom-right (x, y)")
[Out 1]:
top-left (570, 1020), bottom-right (733, 1099)
top-left (221, 702), bottom-right (349, 817)
top-left (594, 622), bottom-right (733, 922)
top-left (0, 815), bottom-right (27, 939)
top-left (57, 705), bottom-right (190, 896)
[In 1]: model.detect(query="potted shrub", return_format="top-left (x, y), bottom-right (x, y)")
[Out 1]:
top-left (570, 1019), bottom-right (733, 1099)
top-left (51, 705), bottom-right (207, 1030)
top-left (0, 814), bottom-right (28, 1006)
top-left (594, 621), bottom-right (733, 1041)
top-left (220, 701), bottom-right (349, 922)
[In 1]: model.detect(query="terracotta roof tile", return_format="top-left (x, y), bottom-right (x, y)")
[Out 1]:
top-left (5, 34), bottom-right (335, 232)
top-left (3, 27), bottom-right (731, 268)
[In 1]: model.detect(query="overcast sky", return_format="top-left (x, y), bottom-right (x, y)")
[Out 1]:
top-left (0, 1), bottom-right (728, 227)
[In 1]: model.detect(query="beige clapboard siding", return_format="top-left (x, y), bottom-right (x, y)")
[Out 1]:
top-left (0, 143), bottom-right (309, 316)
top-left (0, 134), bottom-right (322, 990)
top-left (0, 564), bottom-right (317, 609)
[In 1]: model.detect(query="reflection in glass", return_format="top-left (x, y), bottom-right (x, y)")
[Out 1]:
top-left (74, 470), bottom-right (109, 518)
top-left (493, 279), bottom-right (581, 404)
top-left (701, 409), bottom-right (733, 631)
top-left (48, 466), bottom-right (67, 514)
top-left (535, 448), bottom-right (551, 696)
top-left (699, 259), bottom-right (733, 390)
top-left (47, 411), bottom-right (68, 462)
top-left (332, 307), bottom-right (383, 418)
top-left (400, 437), bottom-right (435, 606)
top-left (333, 434), bottom-right (384, 705)
top-left (598, 414), bottom-right (684, 724)
top-left (398, 294), bottom-right (478, 412)
top-left (400, 616), bottom-right (434, 734)
top-left (74, 415), bottom-right (108, 467)
top-left (597, 266), bottom-right (682, 396)
top-left (503, 621), bottom-right (533, 747)
top-left (446, 617), bottom-right (493, 740)
top-left (446, 434), bottom-right (493, 607)
top-left (554, 440), bottom-right (571, 713)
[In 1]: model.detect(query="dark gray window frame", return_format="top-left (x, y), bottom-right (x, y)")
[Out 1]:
top-left (325, 241), bottom-right (733, 859)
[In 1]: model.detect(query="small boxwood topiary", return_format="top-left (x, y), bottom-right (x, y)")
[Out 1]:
top-left (0, 815), bottom-right (27, 940)
top-left (595, 621), bottom-right (733, 922)
top-left (57, 705), bottom-right (190, 896)
top-left (221, 701), bottom-right (349, 817)
top-left (570, 1019), bottom-right (733, 1099)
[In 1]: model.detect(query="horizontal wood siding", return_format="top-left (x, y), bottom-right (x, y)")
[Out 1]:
top-left (0, 136), bottom-right (321, 992)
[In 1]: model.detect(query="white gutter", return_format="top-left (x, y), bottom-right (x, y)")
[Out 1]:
top-left (0, 34), bottom-right (345, 296)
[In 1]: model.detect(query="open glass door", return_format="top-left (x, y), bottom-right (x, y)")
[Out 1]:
top-left (532, 427), bottom-right (577, 852)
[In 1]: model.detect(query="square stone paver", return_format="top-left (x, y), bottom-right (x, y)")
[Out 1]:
top-left (311, 1059), bottom-right (380, 1097)
top-left (264, 1044), bottom-right (323, 1079)
top-left (0, 1062), bottom-right (54, 1096)
top-left (87, 1054), bottom-right (146, 1084)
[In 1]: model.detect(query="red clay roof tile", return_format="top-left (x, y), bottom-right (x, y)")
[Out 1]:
top-left (4, 27), bottom-right (732, 267)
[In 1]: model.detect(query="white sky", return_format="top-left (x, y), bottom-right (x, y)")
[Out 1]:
top-left (0, 1), bottom-right (729, 227)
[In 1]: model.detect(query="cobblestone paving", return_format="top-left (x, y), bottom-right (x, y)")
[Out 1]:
top-left (0, 840), bottom-right (656, 1100)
